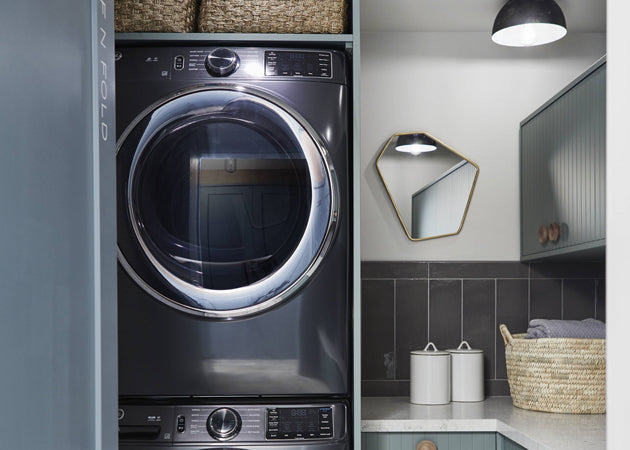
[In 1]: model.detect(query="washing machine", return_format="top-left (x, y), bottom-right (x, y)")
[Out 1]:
top-left (115, 46), bottom-right (351, 448)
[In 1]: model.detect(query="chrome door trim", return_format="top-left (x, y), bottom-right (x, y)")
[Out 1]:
top-left (117, 84), bottom-right (340, 319)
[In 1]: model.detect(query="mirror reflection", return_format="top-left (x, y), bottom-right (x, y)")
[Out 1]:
top-left (376, 132), bottom-right (479, 241)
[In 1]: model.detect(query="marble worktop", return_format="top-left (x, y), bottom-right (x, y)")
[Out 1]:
top-left (361, 396), bottom-right (605, 450)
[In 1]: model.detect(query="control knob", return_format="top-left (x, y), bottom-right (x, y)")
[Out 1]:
top-left (206, 408), bottom-right (242, 441)
top-left (205, 48), bottom-right (240, 77)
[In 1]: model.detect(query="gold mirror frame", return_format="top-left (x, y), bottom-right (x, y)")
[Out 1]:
top-left (376, 132), bottom-right (480, 241)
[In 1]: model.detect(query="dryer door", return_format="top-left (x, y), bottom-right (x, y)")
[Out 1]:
top-left (117, 86), bottom-right (338, 319)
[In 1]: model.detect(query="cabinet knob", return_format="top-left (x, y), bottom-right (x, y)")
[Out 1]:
top-left (538, 225), bottom-right (548, 244)
top-left (417, 440), bottom-right (437, 450)
top-left (548, 222), bottom-right (561, 242)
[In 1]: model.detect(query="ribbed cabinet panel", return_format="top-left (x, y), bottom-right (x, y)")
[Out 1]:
top-left (496, 433), bottom-right (528, 450)
top-left (520, 60), bottom-right (606, 259)
top-left (362, 432), bottom-right (497, 450)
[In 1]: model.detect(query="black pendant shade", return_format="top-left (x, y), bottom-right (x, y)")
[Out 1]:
top-left (395, 133), bottom-right (437, 155)
top-left (492, 0), bottom-right (567, 47)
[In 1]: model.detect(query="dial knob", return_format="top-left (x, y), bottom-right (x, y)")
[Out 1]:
top-left (206, 408), bottom-right (241, 441)
top-left (205, 48), bottom-right (240, 77)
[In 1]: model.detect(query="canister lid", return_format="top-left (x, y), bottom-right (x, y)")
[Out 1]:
top-left (446, 340), bottom-right (483, 354)
top-left (410, 342), bottom-right (450, 356)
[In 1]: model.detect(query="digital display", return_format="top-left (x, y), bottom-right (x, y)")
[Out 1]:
top-left (266, 407), bottom-right (333, 439)
top-left (265, 51), bottom-right (332, 78)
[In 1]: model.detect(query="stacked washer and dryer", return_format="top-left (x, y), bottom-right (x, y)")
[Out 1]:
top-left (115, 46), bottom-right (352, 449)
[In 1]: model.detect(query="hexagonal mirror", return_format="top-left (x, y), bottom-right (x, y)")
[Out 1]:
top-left (376, 132), bottom-right (479, 241)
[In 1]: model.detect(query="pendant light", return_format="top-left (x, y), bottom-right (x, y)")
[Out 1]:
top-left (492, 0), bottom-right (567, 47)
top-left (395, 133), bottom-right (437, 156)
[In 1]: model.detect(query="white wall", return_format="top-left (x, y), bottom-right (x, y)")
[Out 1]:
top-left (606, 0), bottom-right (630, 445)
top-left (361, 31), bottom-right (606, 261)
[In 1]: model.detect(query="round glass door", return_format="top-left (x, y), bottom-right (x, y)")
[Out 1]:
top-left (117, 86), bottom-right (338, 318)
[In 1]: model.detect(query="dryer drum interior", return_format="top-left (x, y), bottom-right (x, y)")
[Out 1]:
top-left (117, 86), bottom-right (339, 319)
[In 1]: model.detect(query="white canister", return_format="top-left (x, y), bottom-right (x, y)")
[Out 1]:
top-left (446, 341), bottom-right (484, 402)
top-left (410, 342), bottom-right (451, 405)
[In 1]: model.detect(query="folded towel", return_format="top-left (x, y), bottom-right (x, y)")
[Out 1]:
top-left (525, 318), bottom-right (606, 339)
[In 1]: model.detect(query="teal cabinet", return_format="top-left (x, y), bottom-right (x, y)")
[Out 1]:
top-left (496, 433), bottom-right (528, 450)
top-left (362, 432), bottom-right (526, 450)
top-left (520, 57), bottom-right (606, 261)
top-left (362, 432), bottom-right (500, 450)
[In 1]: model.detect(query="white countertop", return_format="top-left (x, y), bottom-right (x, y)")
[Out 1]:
top-left (361, 396), bottom-right (605, 450)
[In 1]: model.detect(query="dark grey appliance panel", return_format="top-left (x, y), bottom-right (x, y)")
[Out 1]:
top-left (120, 446), bottom-right (348, 450)
top-left (116, 47), bottom-right (349, 398)
top-left (118, 254), bottom-right (348, 396)
top-left (118, 403), bottom-right (348, 449)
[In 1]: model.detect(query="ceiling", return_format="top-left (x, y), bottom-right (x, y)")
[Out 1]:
top-left (360, 0), bottom-right (606, 33)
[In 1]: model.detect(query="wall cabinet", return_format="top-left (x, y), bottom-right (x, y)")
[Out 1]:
top-left (520, 57), bottom-right (606, 261)
top-left (362, 432), bottom-right (526, 450)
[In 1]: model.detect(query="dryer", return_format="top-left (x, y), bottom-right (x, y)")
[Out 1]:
top-left (115, 46), bottom-right (350, 448)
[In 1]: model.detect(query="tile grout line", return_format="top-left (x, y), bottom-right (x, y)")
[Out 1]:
top-left (392, 278), bottom-right (397, 381)
top-left (528, 263), bottom-right (531, 322)
top-left (460, 278), bottom-right (464, 342)
top-left (427, 277), bottom-right (431, 343)
top-left (560, 278), bottom-right (564, 319)
top-left (593, 279), bottom-right (599, 319)
top-left (494, 278), bottom-right (498, 380)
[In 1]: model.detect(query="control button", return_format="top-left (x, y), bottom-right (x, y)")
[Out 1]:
top-left (205, 48), bottom-right (240, 77)
top-left (176, 415), bottom-right (185, 433)
top-left (206, 408), bottom-right (242, 441)
top-left (174, 55), bottom-right (185, 70)
top-left (267, 431), bottom-right (279, 439)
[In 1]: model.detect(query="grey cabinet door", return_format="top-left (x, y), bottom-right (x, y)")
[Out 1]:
top-left (0, 0), bottom-right (117, 449)
top-left (520, 59), bottom-right (606, 260)
top-left (362, 432), bottom-right (496, 450)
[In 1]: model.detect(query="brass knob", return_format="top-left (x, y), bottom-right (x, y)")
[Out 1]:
top-left (548, 222), bottom-right (561, 242)
top-left (417, 440), bottom-right (437, 450)
top-left (538, 225), bottom-right (548, 244)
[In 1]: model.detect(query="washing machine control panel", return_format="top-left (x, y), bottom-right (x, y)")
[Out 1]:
top-left (266, 406), bottom-right (333, 439)
top-left (118, 403), bottom-right (346, 444)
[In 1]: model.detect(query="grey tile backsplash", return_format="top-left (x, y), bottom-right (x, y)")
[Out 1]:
top-left (361, 261), bottom-right (606, 397)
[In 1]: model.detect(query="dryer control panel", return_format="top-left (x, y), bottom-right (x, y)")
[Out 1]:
top-left (115, 47), bottom-right (346, 84)
top-left (264, 51), bottom-right (332, 78)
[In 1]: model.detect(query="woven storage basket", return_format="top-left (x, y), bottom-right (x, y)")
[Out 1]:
top-left (115, 0), bottom-right (198, 33)
top-left (198, 0), bottom-right (348, 34)
top-left (500, 324), bottom-right (605, 414)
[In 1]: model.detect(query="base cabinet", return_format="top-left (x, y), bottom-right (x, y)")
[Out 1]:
top-left (362, 432), bottom-right (526, 450)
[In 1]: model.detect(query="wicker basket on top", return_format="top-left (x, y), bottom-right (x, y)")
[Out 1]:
top-left (500, 324), bottom-right (605, 414)
top-left (197, 0), bottom-right (348, 34)
top-left (115, 0), bottom-right (198, 33)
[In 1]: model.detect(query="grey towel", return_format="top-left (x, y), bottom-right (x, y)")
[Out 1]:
top-left (525, 318), bottom-right (606, 339)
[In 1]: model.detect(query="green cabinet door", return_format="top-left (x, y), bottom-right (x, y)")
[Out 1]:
top-left (362, 432), bottom-right (527, 450)
top-left (496, 433), bottom-right (528, 450)
top-left (362, 432), bottom-right (497, 450)
top-left (520, 58), bottom-right (606, 260)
